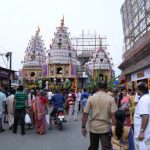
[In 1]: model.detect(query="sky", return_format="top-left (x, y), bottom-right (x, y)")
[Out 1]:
top-left (0, 0), bottom-right (125, 76)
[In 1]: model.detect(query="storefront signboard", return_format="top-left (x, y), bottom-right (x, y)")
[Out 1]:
top-left (131, 67), bottom-right (150, 81)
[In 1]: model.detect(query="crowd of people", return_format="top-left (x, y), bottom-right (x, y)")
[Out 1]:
top-left (0, 80), bottom-right (150, 150)
top-left (0, 85), bottom-right (89, 135)
top-left (82, 80), bottom-right (150, 150)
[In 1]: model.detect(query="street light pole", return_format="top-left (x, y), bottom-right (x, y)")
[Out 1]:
top-left (7, 52), bottom-right (12, 89)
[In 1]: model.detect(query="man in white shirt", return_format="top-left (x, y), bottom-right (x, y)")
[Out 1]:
top-left (134, 92), bottom-right (140, 105)
top-left (134, 82), bottom-right (150, 150)
top-left (6, 89), bottom-right (15, 129)
top-left (47, 90), bottom-right (53, 107)
top-left (0, 87), bottom-right (6, 132)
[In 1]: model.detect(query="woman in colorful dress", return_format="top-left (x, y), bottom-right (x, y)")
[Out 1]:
top-left (33, 91), bottom-right (47, 135)
top-left (118, 88), bottom-right (131, 126)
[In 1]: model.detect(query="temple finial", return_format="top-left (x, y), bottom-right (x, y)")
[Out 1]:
top-left (99, 35), bottom-right (102, 48)
top-left (61, 15), bottom-right (64, 27)
top-left (36, 26), bottom-right (40, 35)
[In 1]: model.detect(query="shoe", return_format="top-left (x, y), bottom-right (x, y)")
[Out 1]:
top-left (74, 119), bottom-right (78, 121)
top-left (9, 126), bottom-right (13, 130)
top-left (0, 129), bottom-right (5, 132)
top-left (13, 131), bottom-right (17, 134)
top-left (39, 132), bottom-right (45, 135)
top-left (21, 133), bottom-right (25, 135)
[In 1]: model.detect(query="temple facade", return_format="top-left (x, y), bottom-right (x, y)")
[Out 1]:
top-left (20, 18), bottom-right (114, 90)
top-left (85, 40), bottom-right (113, 82)
top-left (21, 27), bottom-right (46, 87)
top-left (46, 17), bottom-right (77, 90)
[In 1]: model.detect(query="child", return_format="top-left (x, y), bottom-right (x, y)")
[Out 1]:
top-left (111, 110), bottom-right (135, 150)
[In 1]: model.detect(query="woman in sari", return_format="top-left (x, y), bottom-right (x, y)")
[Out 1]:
top-left (33, 91), bottom-right (47, 135)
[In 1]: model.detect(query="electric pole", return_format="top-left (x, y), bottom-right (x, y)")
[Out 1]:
top-left (5, 52), bottom-right (12, 88)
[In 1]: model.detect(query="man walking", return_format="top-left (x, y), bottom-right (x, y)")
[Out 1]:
top-left (0, 87), bottom-right (6, 132)
top-left (81, 80), bottom-right (117, 150)
top-left (13, 85), bottom-right (27, 135)
top-left (6, 88), bottom-right (16, 130)
top-left (134, 82), bottom-right (150, 149)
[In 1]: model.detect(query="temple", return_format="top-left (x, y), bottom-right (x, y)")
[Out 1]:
top-left (46, 17), bottom-right (77, 90)
top-left (85, 37), bottom-right (113, 83)
top-left (21, 27), bottom-right (46, 88)
top-left (20, 18), bottom-right (114, 90)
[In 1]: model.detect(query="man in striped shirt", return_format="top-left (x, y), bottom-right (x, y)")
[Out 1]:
top-left (13, 85), bottom-right (27, 135)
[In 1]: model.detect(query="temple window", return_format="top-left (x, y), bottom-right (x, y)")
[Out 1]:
top-left (58, 42), bottom-right (62, 49)
top-left (56, 67), bottom-right (63, 74)
top-left (30, 72), bottom-right (35, 77)
top-left (99, 74), bottom-right (104, 80)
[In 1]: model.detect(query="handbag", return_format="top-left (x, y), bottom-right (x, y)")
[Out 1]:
top-left (45, 114), bottom-right (49, 125)
top-left (25, 113), bottom-right (31, 124)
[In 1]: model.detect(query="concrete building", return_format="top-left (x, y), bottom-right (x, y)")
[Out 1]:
top-left (119, 0), bottom-right (150, 90)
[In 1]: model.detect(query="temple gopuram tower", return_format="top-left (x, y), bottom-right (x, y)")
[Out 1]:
top-left (22, 27), bottom-right (46, 87)
top-left (85, 38), bottom-right (113, 82)
top-left (46, 17), bottom-right (77, 90)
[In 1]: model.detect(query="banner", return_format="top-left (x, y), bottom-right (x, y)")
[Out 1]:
top-left (42, 65), bottom-right (48, 77)
top-left (71, 65), bottom-right (76, 76)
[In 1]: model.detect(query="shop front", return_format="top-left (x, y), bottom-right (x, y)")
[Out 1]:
top-left (131, 67), bottom-right (150, 90)
top-left (0, 67), bottom-right (15, 88)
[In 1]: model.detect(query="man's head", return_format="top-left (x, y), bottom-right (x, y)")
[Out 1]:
top-left (97, 80), bottom-right (107, 91)
top-left (10, 88), bottom-right (16, 95)
top-left (55, 89), bottom-right (60, 93)
top-left (18, 85), bottom-right (24, 91)
top-left (137, 82), bottom-right (149, 96)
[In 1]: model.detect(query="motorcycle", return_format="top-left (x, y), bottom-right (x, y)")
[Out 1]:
top-left (49, 108), bottom-right (66, 131)
top-left (57, 108), bottom-right (66, 130)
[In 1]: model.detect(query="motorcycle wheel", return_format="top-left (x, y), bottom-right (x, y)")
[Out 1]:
top-left (59, 122), bottom-right (62, 131)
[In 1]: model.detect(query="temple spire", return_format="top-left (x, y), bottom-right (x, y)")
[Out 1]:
top-left (36, 25), bottom-right (40, 35)
top-left (61, 16), bottom-right (64, 27)
top-left (99, 35), bottom-right (102, 48)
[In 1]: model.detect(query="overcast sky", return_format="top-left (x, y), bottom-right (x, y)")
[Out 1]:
top-left (0, 0), bottom-right (125, 76)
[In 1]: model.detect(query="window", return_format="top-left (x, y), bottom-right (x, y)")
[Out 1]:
top-left (56, 67), bottom-right (63, 74)
top-left (30, 72), bottom-right (35, 77)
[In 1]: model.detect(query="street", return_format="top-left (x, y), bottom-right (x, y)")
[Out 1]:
top-left (0, 115), bottom-right (90, 150)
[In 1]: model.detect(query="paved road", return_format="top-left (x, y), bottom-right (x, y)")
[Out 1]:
top-left (0, 115), bottom-right (91, 150)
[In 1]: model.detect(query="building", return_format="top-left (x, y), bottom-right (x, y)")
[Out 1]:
top-left (85, 39), bottom-right (113, 83)
top-left (119, 0), bottom-right (150, 90)
top-left (0, 67), bottom-right (15, 88)
top-left (21, 27), bottom-right (46, 88)
top-left (46, 17), bottom-right (77, 90)
top-left (72, 31), bottom-right (101, 88)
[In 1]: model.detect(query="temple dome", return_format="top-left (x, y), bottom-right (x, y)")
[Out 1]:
top-left (23, 27), bottom-right (46, 68)
top-left (47, 17), bottom-right (77, 65)
top-left (85, 45), bottom-right (113, 71)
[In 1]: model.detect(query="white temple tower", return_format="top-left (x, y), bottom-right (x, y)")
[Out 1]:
top-left (85, 38), bottom-right (113, 82)
top-left (46, 17), bottom-right (77, 90)
top-left (22, 27), bottom-right (46, 86)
